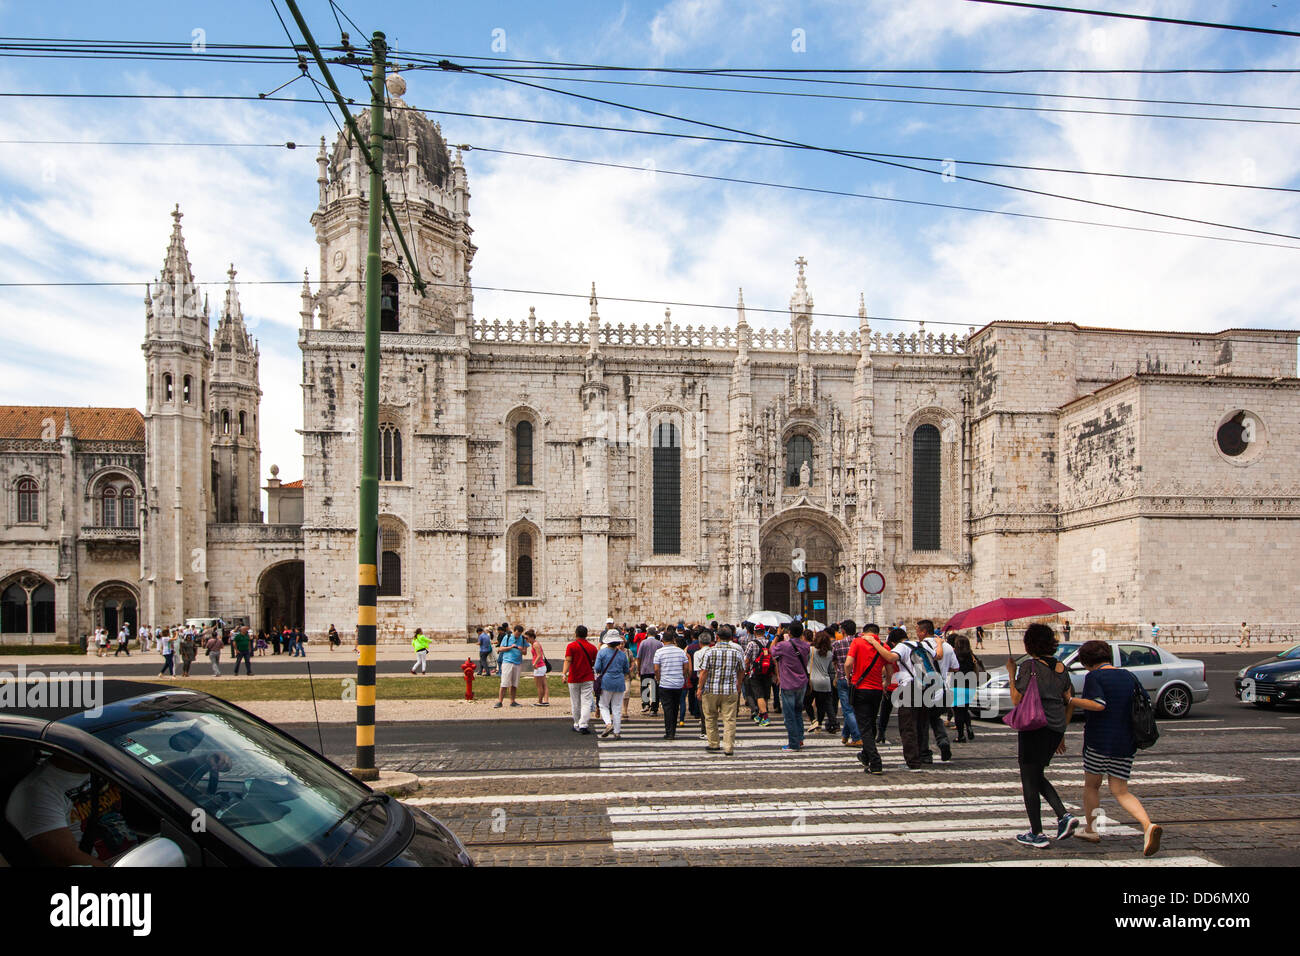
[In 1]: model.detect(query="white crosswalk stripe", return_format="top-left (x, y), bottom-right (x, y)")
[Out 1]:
top-left (592, 718), bottom-right (1235, 859)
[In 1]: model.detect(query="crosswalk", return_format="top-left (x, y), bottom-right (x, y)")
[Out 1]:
top-left (593, 717), bottom-right (1234, 862)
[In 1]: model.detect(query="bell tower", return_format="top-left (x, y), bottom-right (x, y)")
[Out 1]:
top-left (142, 204), bottom-right (211, 624)
top-left (210, 264), bottom-right (262, 523)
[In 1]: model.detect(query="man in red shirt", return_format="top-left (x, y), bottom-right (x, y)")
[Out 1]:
top-left (845, 623), bottom-right (899, 775)
top-left (563, 624), bottom-right (599, 734)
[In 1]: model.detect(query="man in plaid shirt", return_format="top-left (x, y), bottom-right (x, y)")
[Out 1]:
top-left (696, 624), bottom-right (747, 755)
top-left (831, 621), bottom-right (862, 746)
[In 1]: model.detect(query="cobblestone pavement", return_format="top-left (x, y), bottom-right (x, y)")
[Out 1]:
top-left (404, 708), bottom-right (1300, 867)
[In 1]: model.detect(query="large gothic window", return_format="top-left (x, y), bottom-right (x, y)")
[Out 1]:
top-left (380, 273), bottom-right (399, 332)
top-left (515, 420), bottom-right (533, 486)
top-left (516, 532), bottom-right (534, 597)
top-left (378, 521), bottom-right (404, 596)
top-left (16, 477), bottom-right (38, 524)
top-left (912, 424), bottom-right (941, 551)
top-left (652, 421), bottom-right (681, 555)
top-left (2, 574), bottom-right (55, 635)
top-left (380, 425), bottom-right (403, 482)
top-left (786, 435), bottom-right (813, 486)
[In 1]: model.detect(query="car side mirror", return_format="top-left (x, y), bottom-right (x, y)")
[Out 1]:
top-left (112, 836), bottom-right (186, 868)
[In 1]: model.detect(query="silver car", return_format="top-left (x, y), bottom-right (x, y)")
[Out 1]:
top-left (973, 641), bottom-right (1208, 719)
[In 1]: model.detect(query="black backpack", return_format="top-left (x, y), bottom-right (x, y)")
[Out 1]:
top-left (1130, 675), bottom-right (1159, 750)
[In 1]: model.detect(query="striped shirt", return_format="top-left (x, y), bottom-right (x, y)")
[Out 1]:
top-left (831, 636), bottom-right (853, 683)
top-left (698, 641), bottom-right (746, 696)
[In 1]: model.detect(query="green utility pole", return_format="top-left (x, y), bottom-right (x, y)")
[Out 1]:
top-left (351, 30), bottom-right (386, 782)
top-left (285, 1), bottom-right (394, 780)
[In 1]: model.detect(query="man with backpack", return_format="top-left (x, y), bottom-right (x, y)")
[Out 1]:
top-left (744, 626), bottom-right (774, 727)
top-left (845, 623), bottom-right (899, 774)
top-left (636, 626), bottom-right (663, 715)
top-left (770, 621), bottom-right (811, 752)
top-left (894, 620), bottom-right (954, 770)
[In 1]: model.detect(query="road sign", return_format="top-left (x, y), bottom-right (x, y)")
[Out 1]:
top-left (865, 594), bottom-right (882, 606)
top-left (813, 600), bottom-right (825, 610)
top-left (860, 569), bottom-right (886, 595)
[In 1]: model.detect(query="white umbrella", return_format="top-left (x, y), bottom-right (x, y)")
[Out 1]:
top-left (803, 620), bottom-right (826, 633)
top-left (747, 610), bottom-right (794, 628)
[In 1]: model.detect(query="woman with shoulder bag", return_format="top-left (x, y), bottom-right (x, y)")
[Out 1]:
top-left (1071, 639), bottom-right (1162, 856)
top-left (1006, 623), bottom-right (1081, 849)
top-left (951, 635), bottom-right (982, 743)
top-left (527, 629), bottom-right (550, 707)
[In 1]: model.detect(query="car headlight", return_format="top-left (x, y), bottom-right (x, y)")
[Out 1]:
top-left (1237, 667), bottom-right (1248, 679)
top-left (984, 677), bottom-right (1008, 689)
top-left (1277, 672), bottom-right (1300, 683)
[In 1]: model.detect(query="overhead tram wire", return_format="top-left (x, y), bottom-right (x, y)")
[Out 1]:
top-left (962, 1), bottom-right (1300, 39)
top-left (458, 145), bottom-right (1300, 250)
top-left (448, 64), bottom-right (1300, 243)
top-left (475, 68), bottom-right (1300, 116)
top-left (476, 69), bottom-right (1300, 125)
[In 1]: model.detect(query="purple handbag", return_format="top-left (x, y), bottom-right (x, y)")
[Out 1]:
top-left (1003, 659), bottom-right (1048, 731)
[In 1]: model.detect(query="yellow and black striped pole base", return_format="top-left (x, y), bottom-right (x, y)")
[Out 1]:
top-left (353, 562), bottom-right (379, 781)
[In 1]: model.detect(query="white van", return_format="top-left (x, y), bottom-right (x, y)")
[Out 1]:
top-left (184, 617), bottom-right (223, 631)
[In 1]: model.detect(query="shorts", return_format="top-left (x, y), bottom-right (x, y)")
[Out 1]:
top-left (1083, 746), bottom-right (1134, 781)
top-left (532, 664), bottom-right (548, 678)
top-left (499, 662), bottom-right (521, 687)
top-left (747, 673), bottom-right (773, 701)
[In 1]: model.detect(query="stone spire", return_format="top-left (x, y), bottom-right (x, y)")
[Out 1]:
top-left (586, 282), bottom-right (601, 358)
top-left (858, 292), bottom-right (872, 368)
top-left (316, 136), bottom-right (328, 207)
top-left (221, 264), bottom-right (243, 326)
top-left (735, 287), bottom-right (750, 362)
top-left (789, 256), bottom-right (813, 315)
top-left (160, 204), bottom-right (196, 290)
top-left (300, 270), bottom-right (314, 329)
top-left (61, 410), bottom-right (73, 439)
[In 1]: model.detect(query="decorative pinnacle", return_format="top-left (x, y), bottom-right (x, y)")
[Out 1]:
top-left (588, 282), bottom-right (599, 319)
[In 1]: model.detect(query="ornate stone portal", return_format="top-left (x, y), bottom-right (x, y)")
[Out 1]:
top-left (758, 509), bottom-right (851, 623)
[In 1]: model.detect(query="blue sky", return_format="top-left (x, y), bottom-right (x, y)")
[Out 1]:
top-left (2, 0), bottom-right (1300, 485)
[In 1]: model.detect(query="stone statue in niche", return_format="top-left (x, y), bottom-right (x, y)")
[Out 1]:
top-left (742, 563), bottom-right (753, 592)
top-left (799, 459), bottom-right (811, 488)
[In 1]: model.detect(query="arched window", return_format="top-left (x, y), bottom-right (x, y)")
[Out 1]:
top-left (1, 582), bottom-right (27, 633)
top-left (380, 425), bottom-right (403, 482)
top-left (380, 273), bottom-right (399, 332)
top-left (164, 373), bottom-right (174, 403)
top-left (95, 474), bottom-right (136, 528)
top-left (786, 435), bottom-right (813, 486)
top-left (516, 532), bottom-right (533, 597)
top-left (221, 410), bottom-right (231, 436)
top-left (515, 420), bottom-right (533, 486)
top-left (912, 424), bottom-right (941, 551)
top-left (652, 421), bottom-right (681, 555)
top-left (30, 582), bottom-right (54, 633)
top-left (238, 410), bottom-right (246, 436)
top-left (16, 477), bottom-right (38, 523)
top-left (378, 521), bottom-right (403, 596)
top-left (183, 374), bottom-right (192, 403)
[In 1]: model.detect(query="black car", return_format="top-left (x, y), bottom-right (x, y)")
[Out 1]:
top-left (1234, 643), bottom-right (1300, 708)
top-left (0, 680), bottom-right (472, 867)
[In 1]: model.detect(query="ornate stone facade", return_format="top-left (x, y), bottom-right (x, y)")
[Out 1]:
top-left (4, 93), bottom-right (1298, 644)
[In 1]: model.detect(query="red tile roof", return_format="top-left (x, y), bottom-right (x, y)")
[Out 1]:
top-left (280, 479), bottom-right (303, 489)
top-left (0, 406), bottom-right (145, 442)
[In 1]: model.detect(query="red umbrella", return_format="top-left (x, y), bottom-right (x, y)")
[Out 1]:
top-left (943, 597), bottom-right (1072, 655)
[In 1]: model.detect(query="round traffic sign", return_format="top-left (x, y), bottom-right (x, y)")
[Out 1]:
top-left (860, 569), bottom-right (886, 595)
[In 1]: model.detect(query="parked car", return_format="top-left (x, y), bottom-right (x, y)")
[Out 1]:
top-left (0, 680), bottom-right (472, 867)
top-left (1234, 643), bottom-right (1300, 708)
top-left (974, 641), bottom-right (1207, 719)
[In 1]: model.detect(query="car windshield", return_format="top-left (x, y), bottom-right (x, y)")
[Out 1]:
top-left (1013, 642), bottom-right (1081, 666)
top-left (87, 694), bottom-right (389, 866)
top-left (1280, 644), bottom-right (1300, 660)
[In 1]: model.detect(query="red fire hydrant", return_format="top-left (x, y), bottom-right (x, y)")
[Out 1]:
top-left (461, 658), bottom-right (477, 700)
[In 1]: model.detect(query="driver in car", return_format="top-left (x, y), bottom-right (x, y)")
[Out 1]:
top-left (5, 749), bottom-right (231, 866)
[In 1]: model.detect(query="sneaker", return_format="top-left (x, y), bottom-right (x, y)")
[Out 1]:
top-left (678, 720), bottom-right (686, 727)
top-left (572, 726), bottom-right (580, 732)
top-left (705, 746), bottom-right (721, 753)
top-left (758, 718), bottom-right (771, 727)
top-left (856, 752), bottom-right (870, 767)
top-left (510, 702), bottom-right (522, 708)
top-left (723, 751), bottom-right (734, 757)
top-left (1056, 814), bottom-right (1081, 841)
top-left (920, 754), bottom-right (934, 765)
top-left (698, 733), bottom-right (708, 740)
top-left (848, 739), bottom-right (862, 747)
top-left (780, 744), bottom-right (802, 752)
top-left (1016, 832), bottom-right (1051, 849)
top-left (940, 744), bottom-right (952, 762)
top-left (494, 702), bottom-right (503, 709)
top-left (579, 727), bottom-right (592, 735)
top-left (1143, 824), bottom-right (1163, 857)
top-left (905, 764), bottom-right (925, 772)
top-left (866, 763), bottom-right (883, 775)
